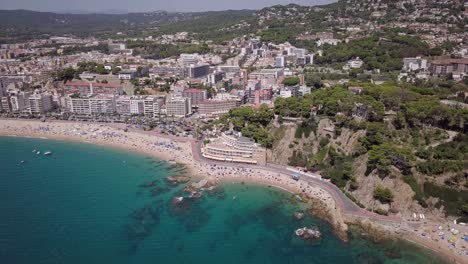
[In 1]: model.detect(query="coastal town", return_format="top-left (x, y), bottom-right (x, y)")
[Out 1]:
top-left (0, 0), bottom-right (467, 263)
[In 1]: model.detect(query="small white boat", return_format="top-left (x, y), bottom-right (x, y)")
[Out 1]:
top-left (32, 149), bottom-right (36, 153)
top-left (43, 151), bottom-right (52, 156)
top-left (20, 160), bottom-right (25, 164)
top-left (36, 151), bottom-right (41, 155)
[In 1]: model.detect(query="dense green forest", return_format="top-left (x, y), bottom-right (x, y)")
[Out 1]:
top-left (315, 34), bottom-right (441, 72)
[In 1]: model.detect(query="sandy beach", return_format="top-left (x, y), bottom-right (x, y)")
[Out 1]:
top-left (0, 119), bottom-right (341, 220)
top-left (0, 119), bottom-right (466, 264)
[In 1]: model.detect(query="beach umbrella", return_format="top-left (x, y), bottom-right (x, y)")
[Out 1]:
top-left (449, 236), bottom-right (458, 243)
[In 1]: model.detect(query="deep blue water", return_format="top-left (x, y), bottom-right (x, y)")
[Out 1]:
top-left (0, 136), bottom-right (447, 264)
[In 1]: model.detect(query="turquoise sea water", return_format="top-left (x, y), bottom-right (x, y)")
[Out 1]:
top-left (0, 136), bottom-right (447, 264)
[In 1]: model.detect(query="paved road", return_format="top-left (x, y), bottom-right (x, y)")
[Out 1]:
top-left (188, 139), bottom-right (401, 224)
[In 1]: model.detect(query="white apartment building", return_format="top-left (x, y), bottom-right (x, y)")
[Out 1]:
top-left (344, 57), bottom-right (364, 70)
top-left (66, 97), bottom-right (91, 115)
top-left (166, 96), bottom-right (191, 117)
top-left (279, 89), bottom-right (292, 98)
top-left (403, 57), bottom-right (428, 72)
top-left (115, 96), bottom-right (131, 115)
top-left (28, 93), bottom-right (53, 114)
top-left (89, 95), bottom-right (115, 114)
top-left (66, 95), bottom-right (115, 115)
top-left (115, 96), bottom-right (164, 117)
top-left (9, 91), bottom-right (29, 112)
top-left (275, 56), bottom-right (285, 68)
top-left (1, 96), bottom-right (11, 112)
top-left (180, 53), bottom-right (200, 66)
top-left (144, 97), bottom-right (164, 118)
top-left (130, 97), bottom-right (145, 115)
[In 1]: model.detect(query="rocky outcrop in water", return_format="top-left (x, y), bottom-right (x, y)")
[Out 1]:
top-left (140, 180), bottom-right (159, 188)
top-left (295, 227), bottom-right (321, 240)
top-left (294, 212), bottom-right (305, 220)
top-left (306, 197), bottom-right (349, 242)
top-left (125, 201), bottom-right (163, 253)
top-left (165, 175), bottom-right (191, 186)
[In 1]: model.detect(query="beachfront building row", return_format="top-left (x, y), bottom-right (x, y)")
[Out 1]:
top-left (65, 95), bottom-right (165, 117)
top-left (201, 131), bottom-right (262, 164)
top-left (0, 90), bottom-right (53, 115)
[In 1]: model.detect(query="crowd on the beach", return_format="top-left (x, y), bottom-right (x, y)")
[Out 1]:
top-left (1, 119), bottom-right (466, 263)
top-left (413, 223), bottom-right (468, 259)
top-left (192, 162), bottom-right (336, 208)
top-left (1, 120), bottom-right (337, 213)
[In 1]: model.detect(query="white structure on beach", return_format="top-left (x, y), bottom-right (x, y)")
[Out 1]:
top-left (202, 131), bottom-right (261, 164)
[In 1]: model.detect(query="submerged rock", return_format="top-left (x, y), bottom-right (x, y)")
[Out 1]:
top-left (140, 180), bottom-right (159, 188)
top-left (384, 246), bottom-right (402, 259)
top-left (167, 194), bottom-right (211, 233)
top-left (184, 179), bottom-right (217, 192)
top-left (188, 191), bottom-right (202, 199)
top-left (294, 212), bottom-right (305, 220)
top-left (172, 196), bottom-right (184, 205)
top-left (205, 186), bottom-right (226, 200)
top-left (166, 175), bottom-right (191, 186)
top-left (125, 201), bottom-right (163, 252)
top-left (150, 187), bottom-right (169, 196)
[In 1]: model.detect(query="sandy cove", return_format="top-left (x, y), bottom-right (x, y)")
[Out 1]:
top-left (1, 119), bottom-right (467, 263)
top-left (0, 119), bottom-right (342, 221)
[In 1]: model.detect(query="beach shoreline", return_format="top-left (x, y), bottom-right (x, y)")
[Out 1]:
top-left (0, 119), bottom-right (466, 264)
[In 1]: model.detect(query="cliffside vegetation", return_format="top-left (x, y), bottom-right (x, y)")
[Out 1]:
top-left (219, 81), bottom-right (467, 219)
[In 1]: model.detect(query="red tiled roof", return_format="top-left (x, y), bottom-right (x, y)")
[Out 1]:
top-left (65, 81), bottom-right (122, 88)
top-left (348, 86), bottom-right (363, 90)
top-left (431, 58), bottom-right (468, 65)
top-left (183, 88), bottom-right (205, 93)
top-left (200, 99), bottom-right (237, 105)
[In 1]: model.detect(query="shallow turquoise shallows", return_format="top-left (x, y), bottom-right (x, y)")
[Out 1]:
top-left (0, 136), bottom-right (447, 264)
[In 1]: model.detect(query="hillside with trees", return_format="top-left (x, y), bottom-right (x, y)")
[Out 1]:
top-left (216, 81), bottom-right (468, 221)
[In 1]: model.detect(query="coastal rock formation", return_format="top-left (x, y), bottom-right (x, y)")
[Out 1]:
top-left (295, 227), bottom-right (321, 240)
top-left (150, 187), bottom-right (169, 196)
top-left (125, 201), bottom-right (163, 253)
top-left (165, 175), bottom-right (191, 186)
top-left (184, 179), bottom-right (218, 192)
top-left (307, 196), bottom-right (348, 242)
top-left (294, 212), bottom-right (305, 220)
top-left (140, 180), bottom-right (159, 188)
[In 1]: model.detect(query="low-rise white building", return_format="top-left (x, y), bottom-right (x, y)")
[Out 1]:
top-left (344, 57), bottom-right (364, 69)
top-left (403, 57), bottom-right (428, 71)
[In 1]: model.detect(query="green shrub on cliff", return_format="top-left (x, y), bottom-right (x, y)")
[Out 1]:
top-left (373, 186), bottom-right (394, 204)
top-left (367, 143), bottom-right (414, 177)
